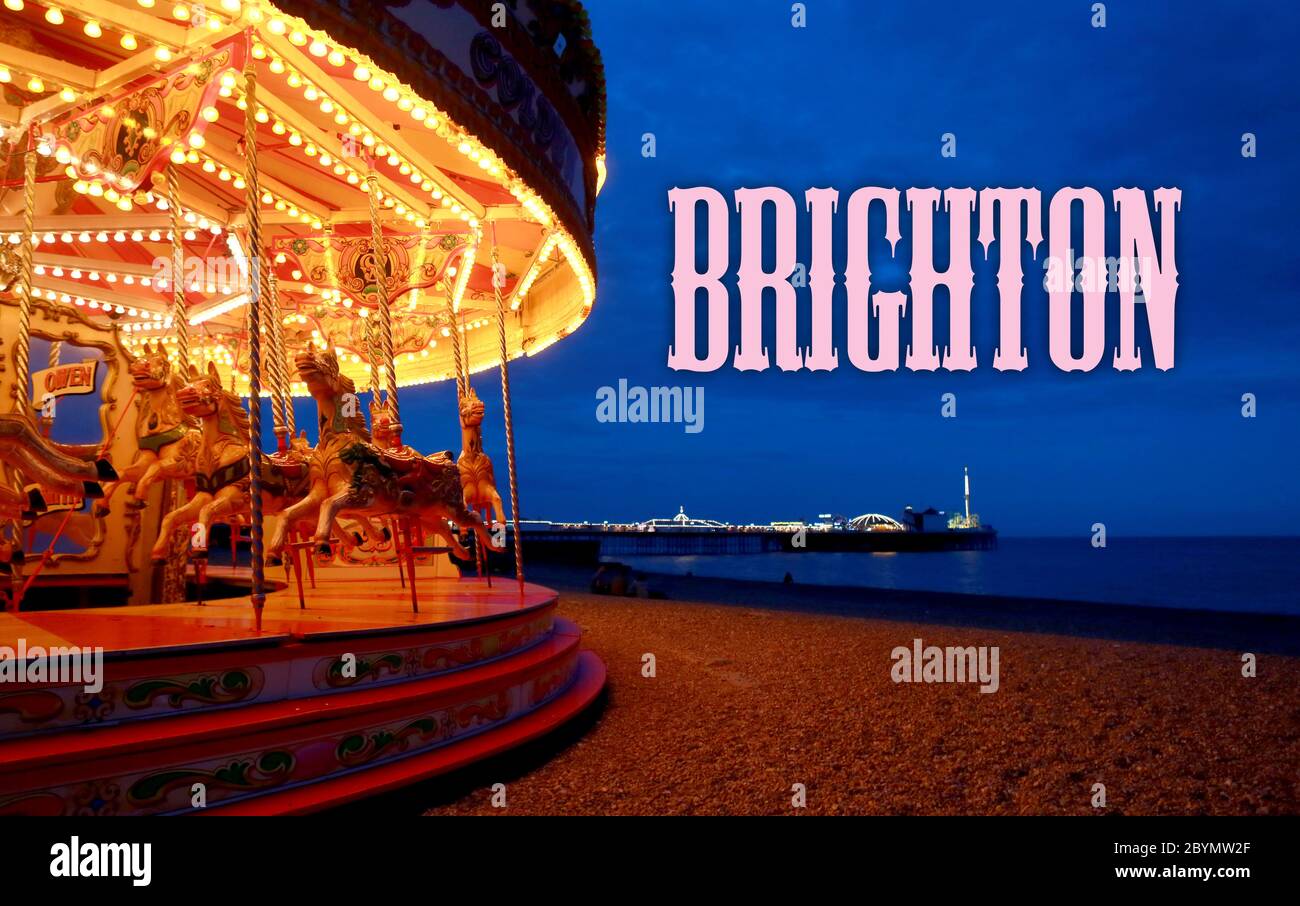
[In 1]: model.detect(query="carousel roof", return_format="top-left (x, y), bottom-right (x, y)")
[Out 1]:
top-left (0, 0), bottom-right (604, 394)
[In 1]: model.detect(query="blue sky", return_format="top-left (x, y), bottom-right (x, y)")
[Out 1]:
top-left (380, 0), bottom-right (1299, 536)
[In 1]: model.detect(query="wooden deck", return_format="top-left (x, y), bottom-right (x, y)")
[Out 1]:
top-left (0, 565), bottom-right (556, 656)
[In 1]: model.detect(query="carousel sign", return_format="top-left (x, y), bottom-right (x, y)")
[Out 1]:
top-left (31, 361), bottom-right (99, 400)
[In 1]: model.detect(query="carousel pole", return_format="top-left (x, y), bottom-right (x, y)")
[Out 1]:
top-left (490, 224), bottom-right (524, 589)
top-left (265, 272), bottom-right (289, 450)
top-left (443, 281), bottom-right (465, 403)
top-left (10, 130), bottom-right (38, 416)
top-left (164, 162), bottom-right (190, 376)
top-left (274, 275), bottom-right (295, 438)
top-left (364, 164), bottom-right (399, 435)
top-left (241, 57), bottom-right (267, 630)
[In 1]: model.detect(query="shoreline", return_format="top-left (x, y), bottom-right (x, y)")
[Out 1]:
top-left (525, 563), bottom-right (1300, 655)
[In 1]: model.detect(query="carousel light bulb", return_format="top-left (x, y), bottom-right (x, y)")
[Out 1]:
top-left (288, 132), bottom-right (302, 146)
top-left (137, 0), bottom-right (154, 7)
top-left (411, 107), bottom-right (427, 121)
top-left (269, 58), bottom-right (284, 74)
top-left (4, 0), bottom-right (23, 12)
top-left (44, 7), bottom-right (63, 25)
top-left (172, 4), bottom-right (190, 21)
top-left (202, 159), bottom-right (216, 172)
top-left (155, 45), bottom-right (172, 62)
top-left (84, 20), bottom-right (102, 38)
top-left (170, 148), bottom-right (187, 164)
top-left (202, 105), bottom-right (219, 122)
top-left (121, 33), bottom-right (138, 50)
top-left (131, 230), bottom-right (143, 241)
top-left (382, 86), bottom-right (399, 102)
top-left (27, 76), bottom-right (45, 92)
top-left (59, 87), bottom-right (76, 102)
top-left (0, 68), bottom-right (9, 83)
top-left (150, 230), bottom-right (161, 241)
top-left (288, 31), bottom-right (307, 46)
top-left (271, 121), bottom-right (285, 135)
top-left (254, 108), bottom-right (268, 123)
top-left (303, 86), bottom-right (318, 102)
top-left (286, 72), bottom-right (302, 88)
top-left (207, 16), bottom-right (223, 31)
top-left (267, 18), bottom-right (286, 34)
top-left (220, 0), bottom-right (239, 10)
top-left (217, 168), bottom-right (230, 180)
top-left (367, 75), bottom-right (384, 92)
top-left (308, 40), bottom-right (327, 57)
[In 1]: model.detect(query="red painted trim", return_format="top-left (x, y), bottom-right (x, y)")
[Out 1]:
top-left (207, 650), bottom-right (606, 815)
top-left (0, 620), bottom-right (582, 787)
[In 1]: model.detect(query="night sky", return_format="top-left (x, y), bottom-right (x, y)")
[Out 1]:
top-left (319, 0), bottom-right (1300, 537)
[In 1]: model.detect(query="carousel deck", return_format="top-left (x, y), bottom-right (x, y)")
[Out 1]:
top-left (0, 568), bottom-right (605, 815)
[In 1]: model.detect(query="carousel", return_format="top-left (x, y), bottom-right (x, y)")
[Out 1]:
top-left (0, 0), bottom-right (605, 814)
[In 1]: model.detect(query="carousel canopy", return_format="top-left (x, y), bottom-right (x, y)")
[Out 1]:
top-left (0, 0), bottom-right (604, 394)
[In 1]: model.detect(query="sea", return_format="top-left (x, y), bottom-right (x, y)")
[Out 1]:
top-left (616, 536), bottom-right (1300, 617)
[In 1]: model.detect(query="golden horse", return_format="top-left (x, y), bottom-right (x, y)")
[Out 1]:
top-left (149, 363), bottom-right (314, 562)
top-left (266, 347), bottom-right (379, 562)
top-left (456, 387), bottom-right (505, 526)
top-left (96, 343), bottom-right (200, 514)
top-left (319, 394), bottom-right (502, 561)
top-left (0, 412), bottom-right (117, 568)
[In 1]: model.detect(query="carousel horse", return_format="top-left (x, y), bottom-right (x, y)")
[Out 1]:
top-left (0, 412), bottom-right (116, 501)
top-left (148, 364), bottom-right (316, 562)
top-left (315, 393), bottom-right (502, 561)
top-left (0, 412), bottom-right (117, 571)
top-left (456, 387), bottom-right (505, 526)
top-left (266, 347), bottom-right (384, 561)
top-left (96, 343), bottom-right (200, 513)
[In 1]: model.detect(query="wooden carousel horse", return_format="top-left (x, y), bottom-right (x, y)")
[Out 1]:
top-left (96, 343), bottom-right (200, 513)
top-left (456, 387), bottom-right (505, 526)
top-left (148, 364), bottom-right (315, 562)
top-left (316, 394), bottom-right (502, 560)
top-left (0, 412), bottom-right (116, 502)
top-left (266, 347), bottom-right (383, 561)
top-left (0, 412), bottom-right (117, 574)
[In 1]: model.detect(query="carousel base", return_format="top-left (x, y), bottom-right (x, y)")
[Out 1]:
top-left (0, 566), bottom-right (605, 815)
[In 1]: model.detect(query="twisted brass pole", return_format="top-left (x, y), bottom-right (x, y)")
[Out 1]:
top-left (365, 169), bottom-right (398, 428)
top-left (11, 133), bottom-right (37, 415)
top-left (265, 272), bottom-right (288, 447)
top-left (490, 228), bottom-right (523, 586)
top-left (164, 162), bottom-right (189, 376)
top-left (276, 273), bottom-right (295, 439)
top-left (241, 62), bottom-right (266, 626)
top-left (443, 281), bottom-right (464, 403)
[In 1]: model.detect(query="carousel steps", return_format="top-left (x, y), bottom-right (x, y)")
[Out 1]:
top-left (0, 617), bottom-right (599, 815)
top-left (208, 650), bottom-right (606, 815)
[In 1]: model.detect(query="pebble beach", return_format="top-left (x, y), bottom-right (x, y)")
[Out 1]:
top-left (420, 575), bottom-right (1300, 816)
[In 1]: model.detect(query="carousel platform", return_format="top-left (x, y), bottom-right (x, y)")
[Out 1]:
top-left (0, 567), bottom-right (605, 815)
